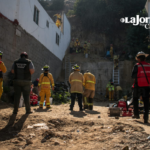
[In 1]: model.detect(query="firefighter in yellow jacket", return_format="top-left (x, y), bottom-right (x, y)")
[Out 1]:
top-left (69, 64), bottom-right (85, 111)
top-left (38, 65), bottom-right (54, 108)
top-left (83, 70), bottom-right (96, 110)
top-left (109, 82), bottom-right (114, 101)
top-left (54, 13), bottom-right (61, 28)
top-left (0, 51), bottom-right (7, 99)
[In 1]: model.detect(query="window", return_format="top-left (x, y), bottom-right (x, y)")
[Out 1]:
top-left (56, 33), bottom-right (59, 45)
top-left (46, 20), bottom-right (49, 28)
top-left (33, 6), bottom-right (39, 25)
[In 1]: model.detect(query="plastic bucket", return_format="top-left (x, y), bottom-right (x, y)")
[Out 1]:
top-left (85, 53), bottom-right (88, 58)
top-left (19, 96), bottom-right (24, 108)
top-left (50, 98), bottom-right (53, 105)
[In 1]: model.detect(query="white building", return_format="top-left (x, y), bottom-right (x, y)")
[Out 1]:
top-left (0, 0), bottom-right (71, 61)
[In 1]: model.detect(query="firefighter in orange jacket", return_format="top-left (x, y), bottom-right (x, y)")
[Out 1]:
top-left (83, 70), bottom-right (96, 110)
top-left (0, 51), bottom-right (7, 99)
top-left (38, 65), bottom-right (54, 108)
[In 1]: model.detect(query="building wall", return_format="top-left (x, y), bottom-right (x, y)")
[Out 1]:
top-left (0, 0), bottom-right (71, 61)
top-left (0, 17), bottom-right (62, 82)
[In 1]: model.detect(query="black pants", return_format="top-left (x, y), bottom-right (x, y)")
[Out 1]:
top-left (70, 93), bottom-right (82, 109)
top-left (13, 80), bottom-right (31, 114)
top-left (133, 87), bottom-right (149, 120)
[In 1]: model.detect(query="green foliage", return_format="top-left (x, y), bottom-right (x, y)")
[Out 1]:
top-left (52, 91), bottom-right (71, 104)
top-left (67, 10), bottom-right (75, 16)
top-left (126, 10), bottom-right (149, 56)
top-left (74, 0), bottom-right (147, 34)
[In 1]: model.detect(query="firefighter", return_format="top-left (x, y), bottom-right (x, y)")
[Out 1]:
top-left (0, 51), bottom-right (7, 99)
top-left (109, 82), bottom-right (114, 101)
top-left (74, 38), bottom-right (80, 53)
top-left (105, 81), bottom-right (111, 98)
top-left (69, 64), bottom-right (84, 111)
top-left (110, 44), bottom-right (113, 59)
top-left (83, 41), bottom-right (88, 54)
top-left (114, 54), bottom-right (119, 69)
top-left (83, 70), bottom-right (96, 110)
top-left (38, 65), bottom-right (54, 109)
top-left (11, 52), bottom-right (35, 114)
top-left (54, 13), bottom-right (61, 28)
top-left (131, 51), bottom-right (150, 123)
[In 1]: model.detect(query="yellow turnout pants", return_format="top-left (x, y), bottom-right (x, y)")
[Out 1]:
top-left (56, 19), bottom-right (61, 28)
top-left (40, 89), bottom-right (51, 106)
top-left (110, 50), bottom-right (113, 58)
top-left (109, 91), bottom-right (114, 101)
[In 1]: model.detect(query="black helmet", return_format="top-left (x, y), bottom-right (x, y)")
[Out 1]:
top-left (20, 52), bottom-right (28, 58)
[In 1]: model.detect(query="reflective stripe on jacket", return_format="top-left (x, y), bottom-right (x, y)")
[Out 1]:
top-left (83, 72), bottom-right (96, 91)
top-left (137, 61), bottom-right (150, 87)
top-left (69, 71), bottom-right (84, 93)
top-left (38, 73), bottom-right (54, 90)
top-left (108, 85), bottom-right (114, 91)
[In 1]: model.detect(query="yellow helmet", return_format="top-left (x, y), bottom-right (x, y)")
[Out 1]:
top-left (42, 65), bottom-right (50, 71)
top-left (72, 64), bottom-right (80, 70)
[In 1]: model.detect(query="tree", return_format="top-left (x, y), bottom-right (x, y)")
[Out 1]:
top-left (126, 10), bottom-right (149, 56)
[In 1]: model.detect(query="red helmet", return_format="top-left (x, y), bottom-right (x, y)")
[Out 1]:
top-left (36, 78), bottom-right (39, 82)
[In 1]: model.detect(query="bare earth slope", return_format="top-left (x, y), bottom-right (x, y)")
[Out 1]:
top-left (0, 101), bottom-right (150, 150)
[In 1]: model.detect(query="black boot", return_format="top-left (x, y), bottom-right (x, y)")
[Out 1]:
top-left (84, 105), bottom-right (88, 110)
top-left (88, 105), bottom-right (93, 110)
top-left (80, 107), bottom-right (83, 111)
top-left (144, 120), bottom-right (148, 124)
top-left (69, 107), bottom-right (73, 111)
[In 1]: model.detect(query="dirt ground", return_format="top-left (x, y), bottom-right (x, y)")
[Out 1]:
top-left (0, 101), bottom-right (150, 150)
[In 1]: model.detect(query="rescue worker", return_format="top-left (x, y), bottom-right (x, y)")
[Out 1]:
top-left (54, 13), bottom-right (61, 28)
top-left (83, 41), bottom-right (88, 54)
top-left (105, 81), bottom-right (111, 98)
top-left (115, 84), bottom-right (122, 100)
top-left (83, 70), bottom-right (96, 110)
top-left (0, 51), bottom-right (7, 99)
top-left (114, 54), bottom-right (119, 69)
top-left (38, 65), bottom-right (54, 109)
top-left (131, 51), bottom-right (150, 123)
top-left (69, 64), bottom-right (84, 111)
top-left (109, 82), bottom-right (114, 101)
top-left (110, 44), bottom-right (113, 59)
top-left (11, 52), bottom-right (35, 114)
top-left (74, 38), bottom-right (80, 53)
